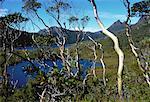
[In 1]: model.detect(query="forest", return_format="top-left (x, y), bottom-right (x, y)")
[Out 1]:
top-left (0, 0), bottom-right (150, 101)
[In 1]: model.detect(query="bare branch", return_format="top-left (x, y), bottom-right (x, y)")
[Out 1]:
top-left (83, 73), bottom-right (91, 85)
top-left (38, 88), bottom-right (46, 102)
top-left (88, 36), bottom-right (106, 86)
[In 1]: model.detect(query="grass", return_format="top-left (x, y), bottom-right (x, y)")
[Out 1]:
top-left (66, 22), bottom-right (150, 101)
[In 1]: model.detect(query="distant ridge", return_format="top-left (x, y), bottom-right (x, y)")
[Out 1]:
top-left (1, 16), bottom-right (148, 47)
top-left (38, 26), bottom-right (105, 44)
top-left (132, 16), bottom-right (150, 28)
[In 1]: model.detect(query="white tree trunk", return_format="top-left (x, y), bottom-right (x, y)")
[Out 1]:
top-left (89, 0), bottom-right (124, 97)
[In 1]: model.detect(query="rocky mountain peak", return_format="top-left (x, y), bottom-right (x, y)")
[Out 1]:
top-left (114, 20), bottom-right (122, 24)
top-left (107, 20), bottom-right (126, 33)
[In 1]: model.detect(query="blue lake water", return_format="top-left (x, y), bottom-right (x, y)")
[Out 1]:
top-left (7, 59), bottom-right (101, 87)
top-left (15, 46), bottom-right (36, 50)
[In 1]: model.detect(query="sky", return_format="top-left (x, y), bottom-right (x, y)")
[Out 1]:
top-left (0, 0), bottom-right (142, 32)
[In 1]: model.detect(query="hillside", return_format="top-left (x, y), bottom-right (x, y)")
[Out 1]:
top-left (0, 16), bottom-right (149, 48)
top-left (117, 16), bottom-right (150, 47)
top-left (0, 27), bottom-right (35, 48)
top-left (37, 19), bottom-right (127, 44)
top-left (38, 26), bottom-right (105, 44)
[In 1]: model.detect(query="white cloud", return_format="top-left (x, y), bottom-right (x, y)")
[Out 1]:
top-left (0, 8), bottom-right (8, 17)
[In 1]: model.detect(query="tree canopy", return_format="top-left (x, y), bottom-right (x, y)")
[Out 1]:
top-left (0, 12), bottom-right (28, 26)
top-left (131, 0), bottom-right (150, 16)
top-left (22, 0), bottom-right (41, 12)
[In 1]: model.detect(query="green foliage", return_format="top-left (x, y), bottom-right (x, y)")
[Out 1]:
top-left (6, 81), bottom-right (38, 102)
top-left (139, 37), bottom-right (150, 47)
top-left (0, 12), bottom-right (28, 25)
top-left (131, 0), bottom-right (150, 17)
top-left (68, 15), bottom-right (90, 29)
top-left (35, 35), bottom-right (55, 46)
top-left (68, 16), bottom-right (79, 26)
top-left (22, 0), bottom-right (41, 12)
top-left (46, 1), bottom-right (71, 13)
top-left (46, 0), bottom-right (71, 20)
top-left (81, 16), bottom-right (90, 29)
top-left (0, 0), bottom-right (150, 101)
top-left (35, 67), bottom-right (107, 101)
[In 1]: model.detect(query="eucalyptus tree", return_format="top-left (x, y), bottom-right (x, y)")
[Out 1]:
top-left (0, 12), bottom-right (28, 51)
top-left (88, 0), bottom-right (124, 99)
top-left (1, 0), bottom-right (149, 101)
top-left (22, 0), bottom-right (49, 28)
top-left (22, 0), bottom-right (56, 68)
top-left (0, 12), bottom-right (28, 101)
top-left (123, 0), bottom-right (150, 87)
top-left (46, 0), bottom-right (72, 75)
top-left (68, 15), bottom-right (90, 78)
top-left (46, 0), bottom-right (71, 22)
top-left (131, 0), bottom-right (150, 17)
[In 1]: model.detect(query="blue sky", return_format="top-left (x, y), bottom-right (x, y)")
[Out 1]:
top-left (0, 0), bottom-right (141, 32)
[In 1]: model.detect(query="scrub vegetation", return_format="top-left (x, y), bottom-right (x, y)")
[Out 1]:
top-left (0, 0), bottom-right (149, 101)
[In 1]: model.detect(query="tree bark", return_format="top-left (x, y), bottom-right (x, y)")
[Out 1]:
top-left (89, 0), bottom-right (124, 98)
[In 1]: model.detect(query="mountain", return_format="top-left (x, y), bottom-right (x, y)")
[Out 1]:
top-left (114, 15), bottom-right (150, 47)
top-left (38, 26), bottom-right (105, 44)
top-left (132, 16), bottom-right (150, 29)
top-left (37, 17), bottom-right (148, 44)
top-left (1, 16), bottom-right (148, 48)
top-left (107, 20), bottom-right (126, 34)
top-left (0, 27), bottom-right (36, 48)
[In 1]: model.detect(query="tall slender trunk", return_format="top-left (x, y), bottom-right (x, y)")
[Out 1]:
top-left (89, 0), bottom-right (124, 98)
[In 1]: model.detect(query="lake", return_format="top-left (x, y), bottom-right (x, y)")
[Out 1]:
top-left (7, 59), bottom-right (101, 88)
